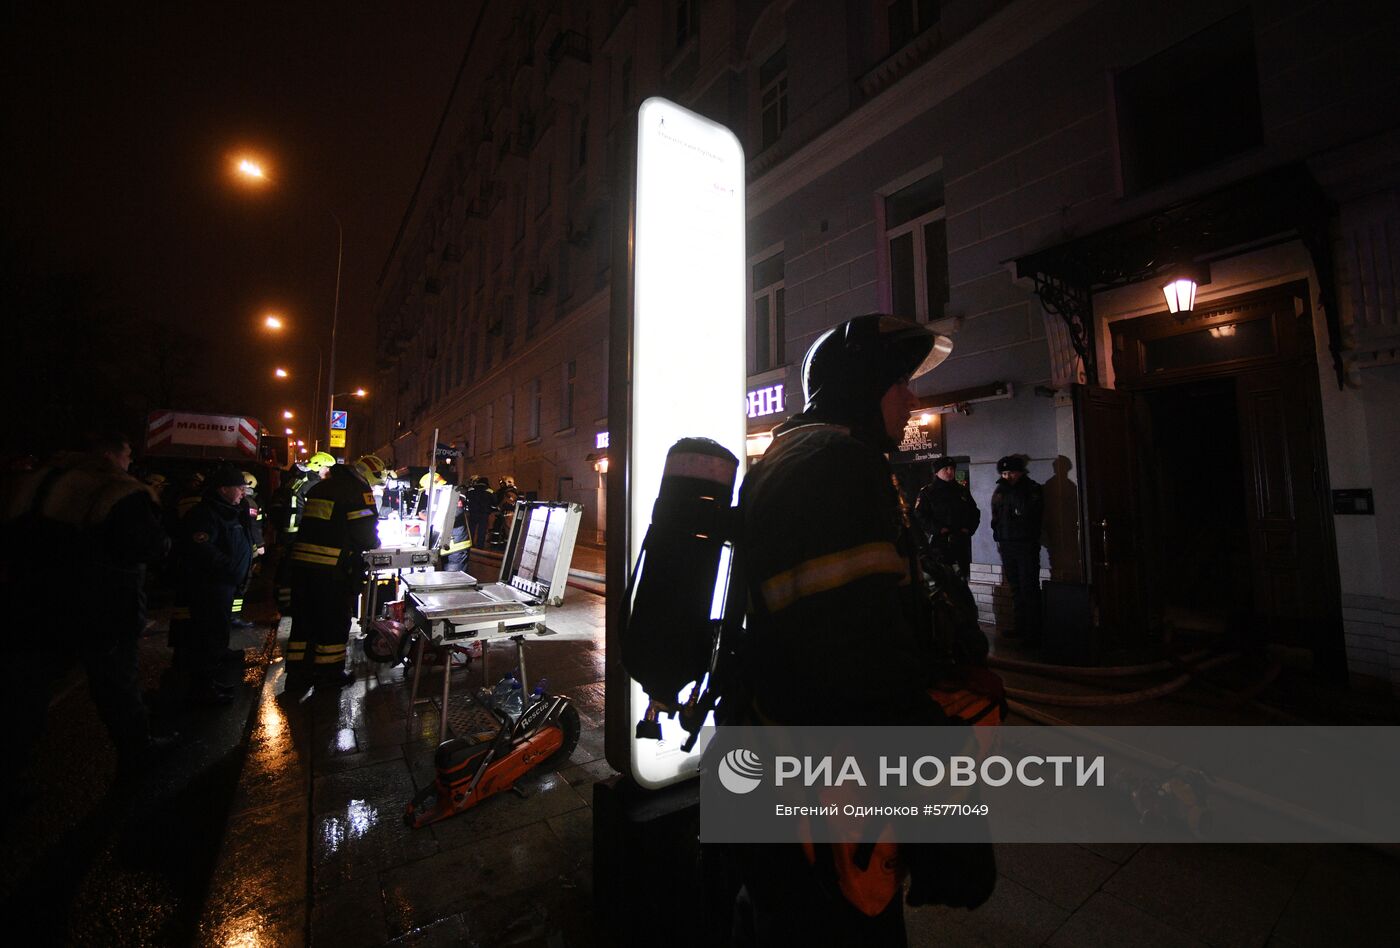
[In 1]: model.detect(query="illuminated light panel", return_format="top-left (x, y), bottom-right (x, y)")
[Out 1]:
top-left (628, 98), bottom-right (746, 790)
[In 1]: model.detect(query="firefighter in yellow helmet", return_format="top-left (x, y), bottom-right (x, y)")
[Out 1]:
top-left (231, 470), bottom-right (266, 628)
top-left (269, 453), bottom-right (333, 615)
top-left (284, 454), bottom-right (383, 688)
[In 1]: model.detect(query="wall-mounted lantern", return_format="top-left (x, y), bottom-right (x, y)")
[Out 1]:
top-left (1161, 262), bottom-right (1211, 316)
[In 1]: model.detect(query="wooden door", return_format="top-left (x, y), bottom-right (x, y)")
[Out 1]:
top-left (1236, 364), bottom-right (1341, 663)
top-left (1074, 384), bottom-right (1146, 642)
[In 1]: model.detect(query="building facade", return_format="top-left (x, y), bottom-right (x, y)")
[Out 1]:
top-left (371, 0), bottom-right (1399, 691)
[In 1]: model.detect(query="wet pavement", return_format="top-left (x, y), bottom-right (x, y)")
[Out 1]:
top-left (9, 548), bottom-right (1400, 945)
top-left (0, 592), bottom-right (278, 945)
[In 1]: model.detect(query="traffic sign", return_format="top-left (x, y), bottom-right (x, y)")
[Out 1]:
top-left (329, 429), bottom-right (346, 448)
top-left (330, 410), bottom-right (348, 430)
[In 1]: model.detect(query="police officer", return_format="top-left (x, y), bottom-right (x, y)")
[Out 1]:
top-left (914, 457), bottom-right (980, 578)
top-left (735, 315), bottom-right (993, 943)
top-left (464, 475), bottom-right (495, 548)
top-left (174, 463), bottom-right (253, 704)
top-left (990, 455), bottom-right (1044, 642)
top-left (285, 454), bottom-right (384, 688)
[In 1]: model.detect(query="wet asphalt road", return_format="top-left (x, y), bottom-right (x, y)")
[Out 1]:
top-left (1, 596), bottom-right (275, 946)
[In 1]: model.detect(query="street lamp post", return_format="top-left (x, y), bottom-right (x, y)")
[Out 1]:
top-left (235, 157), bottom-right (344, 453)
top-left (264, 313), bottom-right (325, 451)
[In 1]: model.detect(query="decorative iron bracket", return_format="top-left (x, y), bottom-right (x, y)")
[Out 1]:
top-left (1029, 271), bottom-right (1096, 385)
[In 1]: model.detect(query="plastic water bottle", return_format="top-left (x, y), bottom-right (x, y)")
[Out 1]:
top-left (491, 673), bottom-right (523, 722)
top-left (527, 678), bottom-right (549, 710)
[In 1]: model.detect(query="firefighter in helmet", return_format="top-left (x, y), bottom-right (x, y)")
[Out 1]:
top-left (285, 454), bottom-right (384, 688)
top-left (269, 451), bottom-right (333, 616)
top-left (733, 314), bottom-right (993, 942)
top-left (231, 470), bottom-right (265, 628)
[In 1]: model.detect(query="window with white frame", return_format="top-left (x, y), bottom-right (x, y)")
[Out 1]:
top-left (883, 170), bottom-right (948, 322)
top-left (526, 377), bottom-right (542, 440)
top-left (750, 251), bottom-right (786, 373)
top-left (759, 45), bottom-right (788, 151)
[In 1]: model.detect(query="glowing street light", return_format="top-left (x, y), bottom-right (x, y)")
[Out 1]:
top-left (263, 313), bottom-right (284, 330)
top-left (230, 149), bottom-right (344, 450)
top-left (282, 410), bottom-right (294, 419)
top-left (274, 367), bottom-right (289, 379)
top-left (284, 427), bottom-right (294, 436)
top-left (236, 157), bottom-right (268, 182)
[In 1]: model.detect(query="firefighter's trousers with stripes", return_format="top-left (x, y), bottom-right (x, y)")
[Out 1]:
top-left (286, 568), bottom-right (356, 675)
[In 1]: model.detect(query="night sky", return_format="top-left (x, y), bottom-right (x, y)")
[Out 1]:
top-left (3, 2), bottom-right (482, 453)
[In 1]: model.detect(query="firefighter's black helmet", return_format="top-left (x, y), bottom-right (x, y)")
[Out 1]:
top-left (996, 455), bottom-right (1027, 473)
top-left (798, 314), bottom-right (952, 447)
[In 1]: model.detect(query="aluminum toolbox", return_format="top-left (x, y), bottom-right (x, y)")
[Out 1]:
top-left (406, 501), bottom-right (583, 643)
top-left (399, 570), bottom-right (479, 592)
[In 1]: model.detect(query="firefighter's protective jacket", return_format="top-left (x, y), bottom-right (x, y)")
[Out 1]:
top-left (289, 465), bottom-right (379, 572)
top-left (739, 419), bottom-right (938, 725)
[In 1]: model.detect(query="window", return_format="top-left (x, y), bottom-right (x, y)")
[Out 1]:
top-left (759, 46), bottom-right (788, 151)
top-left (502, 393), bottom-right (515, 447)
top-left (501, 296), bottom-right (516, 358)
top-left (675, 0), bottom-right (699, 48)
top-left (483, 404), bottom-right (494, 453)
top-left (561, 359), bottom-right (576, 429)
top-left (1115, 10), bottom-right (1262, 193)
top-left (883, 171), bottom-right (947, 322)
top-left (467, 413), bottom-right (477, 457)
top-left (751, 251), bottom-right (786, 373)
top-left (527, 377), bottom-right (542, 440)
top-left (887, 0), bottom-right (939, 52)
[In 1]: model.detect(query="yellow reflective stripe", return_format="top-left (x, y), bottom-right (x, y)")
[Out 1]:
top-left (303, 498), bottom-right (334, 520)
top-left (345, 508), bottom-right (376, 520)
top-left (314, 653), bottom-right (346, 664)
top-left (759, 541), bottom-right (907, 614)
top-left (445, 539), bottom-right (472, 553)
top-left (285, 640), bottom-right (306, 659)
top-left (291, 552), bottom-right (340, 566)
top-left (231, 599), bottom-right (243, 613)
top-left (293, 542), bottom-right (341, 557)
top-left (171, 607), bottom-right (191, 620)
top-left (314, 644), bottom-right (347, 654)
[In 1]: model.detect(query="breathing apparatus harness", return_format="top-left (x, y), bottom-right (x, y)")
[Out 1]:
top-left (619, 437), bottom-right (748, 751)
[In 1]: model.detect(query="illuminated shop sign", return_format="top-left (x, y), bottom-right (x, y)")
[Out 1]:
top-left (596, 431), bottom-right (610, 450)
top-left (746, 383), bottom-right (785, 419)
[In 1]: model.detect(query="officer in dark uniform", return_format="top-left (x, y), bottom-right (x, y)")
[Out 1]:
top-left (990, 454), bottom-right (1044, 642)
top-left (464, 476), bottom-right (495, 548)
top-left (175, 463), bottom-right (254, 704)
top-left (285, 454), bottom-right (384, 687)
top-left (735, 315), bottom-right (993, 944)
top-left (914, 457), bottom-right (980, 578)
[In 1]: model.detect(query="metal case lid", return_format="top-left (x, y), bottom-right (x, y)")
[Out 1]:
top-left (497, 501), bottom-right (584, 607)
top-left (400, 570), bottom-right (479, 591)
